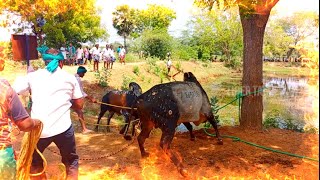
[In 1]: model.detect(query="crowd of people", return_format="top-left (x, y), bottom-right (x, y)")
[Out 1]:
top-left (60, 43), bottom-right (127, 72)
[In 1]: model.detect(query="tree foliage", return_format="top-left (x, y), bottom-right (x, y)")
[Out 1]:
top-left (264, 20), bottom-right (294, 58)
top-left (112, 5), bottom-right (137, 47)
top-left (1, 0), bottom-right (107, 46)
top-left (140, 29), bottom-right (173, 59)
top-left (177, 7), bottom-right (242, 62)
top-left (277, 11), bottom-right (319, 58)
top-left (134, 4), bottom-right (176, 35)
top-left (43, 10), bottom-right (107, 47)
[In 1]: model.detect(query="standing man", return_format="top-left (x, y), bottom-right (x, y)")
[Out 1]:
top-left (0, 58), bottom-right (41, 179)
top-left (74, 66), bottom-right (96, 133)
top-left (13, 46), bottom-right (84, 180)
top-left (76, 46), bottom-right (83, 65)
top-left (119, 45), bottom-right (126, 65)
top-left (60, 43), bottom-right (67, 63)
top-left (68, 43), bottom-right (76, 66)
top-left (90, 44), bottom-right (100, 72)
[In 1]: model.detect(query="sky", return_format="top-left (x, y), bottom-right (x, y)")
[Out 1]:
top-left (0, 0), bottom-right (319, 42)
top-left (97, 0), bottom-right (320, 43)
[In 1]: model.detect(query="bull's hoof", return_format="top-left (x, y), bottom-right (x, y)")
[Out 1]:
top-left (94, 127), bottom-right (99, 132)
top-left (190, 136), bottom-right (196, 141)
top-left (119, 129), bottom-right (125, 134)
top-left (179, 168), bottom-right (188, 177)
top-left (217, 139), bottom-right (223, 145)
top-left (141, 152), bottom-right (150, 158)
top-left (124, 135), bottom-right (132, 141)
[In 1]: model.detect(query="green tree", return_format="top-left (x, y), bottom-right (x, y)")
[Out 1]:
top-left (140, 29), bottom-right (173, 59)
top-left (182, 7), bottom-right (242, 62)
top-left (195, 0), bottom-right (280, 130)
top-left (1, 0), bottom-right (106, 45)
top-left (278, 11), bottom-right (319, 58)
top-left (134, 4), bottom-right (176, 35)
top-left (43, 10), bottom-right (107, 47)
top-left (112, 5), bottom-right (137, 48)
top-left (264, 20), bottom-right (294, 59)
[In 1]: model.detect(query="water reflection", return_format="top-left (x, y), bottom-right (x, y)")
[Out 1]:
top-left (176, 76), bottom-right (319, 133)
top-left (263, 76), bottom-right (317, 131)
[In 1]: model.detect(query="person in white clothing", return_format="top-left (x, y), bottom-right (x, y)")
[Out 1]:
top-left (119, 45), bottom-right (126, 65)
top-left (13, 46), bottom-right (84, 180)
top-left (109, 45), bottom-right (116, 69)
top-left (90, 44), bottom-right (100, 72)
top-left (60, 44), bottom-right (67, 62)
top-left (76, 46), bottom-right (83, 65)
top-left (102, 44), bottom-right (111, 69)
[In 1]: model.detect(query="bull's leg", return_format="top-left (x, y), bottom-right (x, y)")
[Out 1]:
top-left (208, 117), bottom-right (223, 145)
top-left (95, 108), bottom-right (107, 132)
top-left (138, 120), bottom-right (153, 157)
top-left (106, 111), bottom-right (114, 132)
top-left (183, 122), bottom-right (195, 141)
top-left (160, 126), bottom-right (188, 177)
top-left (120, 111), bottom-right (129, 135)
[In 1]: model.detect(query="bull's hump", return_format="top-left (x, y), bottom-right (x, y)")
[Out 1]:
top-left (171, 83), bottom-right (203, 122)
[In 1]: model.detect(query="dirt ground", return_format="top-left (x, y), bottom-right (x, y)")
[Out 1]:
top-left (13, 120), bottom-right (319, 180)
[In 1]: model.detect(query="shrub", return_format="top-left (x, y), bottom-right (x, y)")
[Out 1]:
top-left (121, 75), bottom-right (135, 90)
top-left (133, 66), bottom-right (140, 76)
top-left (95, 68), bottom-right (111, 87)
top-left (125, 53), bottom-right (140, 63)
top-left (210, 96), bottom-right (220, 124)
top-left (141, 29), bottom-right (173, 60)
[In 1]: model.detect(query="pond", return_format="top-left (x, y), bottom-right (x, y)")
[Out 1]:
top-left (176, 76), bottom-right (319, 133)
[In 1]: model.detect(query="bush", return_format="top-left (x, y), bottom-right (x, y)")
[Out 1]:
top-left (95, 68), bottom-right (111, 87)
top-left (172, 45), bottom-right (197, 60)
top-left (141, 29), bottom-right (173, 60)
top-left (210, 96), bottom-right (220, 124)
top-left (125, 53), bottom-right (140, 63)
top-left (121, 75), bottom-right (135, 90)
top-left (224, 56), bottom-right (242, 69)
top-left (133, 66), bottom-right (140, 76)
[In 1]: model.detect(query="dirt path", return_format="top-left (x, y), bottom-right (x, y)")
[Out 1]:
top-left (13, 124), bottom-right (319, 180)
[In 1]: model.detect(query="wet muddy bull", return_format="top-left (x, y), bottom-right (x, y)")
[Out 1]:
top-left (127, 72), bottom-right (223, 177)
top-left (95, 82), bottom-right (142, 134)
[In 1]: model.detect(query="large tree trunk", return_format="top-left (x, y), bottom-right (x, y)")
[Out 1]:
top-left (239, 7), bottom-right (271, 130)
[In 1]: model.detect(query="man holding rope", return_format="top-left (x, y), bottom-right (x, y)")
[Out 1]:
top-left (0, 57), bottom-right (41, 179)
top-left (74, 66), bottom-right (96, 133)
top-left (13, 46), bottom-right (84, 180)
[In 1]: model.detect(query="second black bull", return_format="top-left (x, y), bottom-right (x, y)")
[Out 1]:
top-left (125, 72), bottom-right (223, 176)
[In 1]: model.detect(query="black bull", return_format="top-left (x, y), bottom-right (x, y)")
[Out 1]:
top-left (125, 72), bottom-right (223, 177)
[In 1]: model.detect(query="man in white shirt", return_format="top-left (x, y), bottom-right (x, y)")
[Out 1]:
top-left (74, 66), bottom-right (96, 133)
top-left (13, 46), bottom-right (84, 180)
top-left (76, 47), bottom-right (83, 65)
top-left (60, 44), bottom-right (67, 62)
top-left (89, 44), bottom-right (100, 72)
top-left (101, 44), bottom-right (110, 69)
top-left (119, 45), bottom-right (126, 65)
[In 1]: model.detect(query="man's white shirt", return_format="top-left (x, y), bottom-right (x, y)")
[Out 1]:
top-left (13, 68), bottom-right (83, 138)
